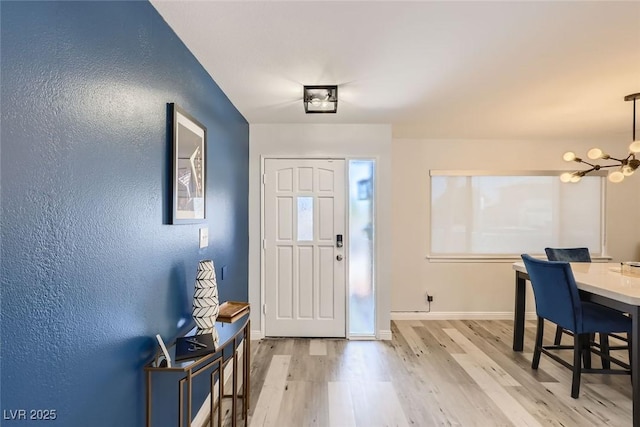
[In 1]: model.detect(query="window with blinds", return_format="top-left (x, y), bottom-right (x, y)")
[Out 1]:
top-left (430, 171), bottom-right (604, 257)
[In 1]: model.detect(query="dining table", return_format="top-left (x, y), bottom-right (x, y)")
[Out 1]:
top-left (512, 261), bottom-right (640, 427)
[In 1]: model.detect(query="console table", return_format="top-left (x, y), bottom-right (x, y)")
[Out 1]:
top-left (145, 312), bottom-right (250, 427)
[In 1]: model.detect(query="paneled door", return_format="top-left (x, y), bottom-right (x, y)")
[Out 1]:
top-left (263, 159), bottom-right (346, 337)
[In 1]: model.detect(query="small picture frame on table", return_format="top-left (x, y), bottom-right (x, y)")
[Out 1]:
top-left (155, 334), bottom-right (172, 368)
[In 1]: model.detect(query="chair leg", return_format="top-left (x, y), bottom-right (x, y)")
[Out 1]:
top-left (554, 325), bottom-right (564, 346)
top-left (572, 334), bottom-right (584, 399)
top-left (629, 333), bottom-right (633, 386)
top-left (532, 317), bottom-right (544, 369)
top-left (582, 333), bottom-right (593, 369)
top-left (600, 333), bottom-right (610, 369)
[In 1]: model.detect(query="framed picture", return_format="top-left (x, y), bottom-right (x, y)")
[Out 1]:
top-left (170, 103), bottom-right (206, 224)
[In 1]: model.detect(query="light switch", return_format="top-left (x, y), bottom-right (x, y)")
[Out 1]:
top-left (199, 227), bottom-right (209, 248)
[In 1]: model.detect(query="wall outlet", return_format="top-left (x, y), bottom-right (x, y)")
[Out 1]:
top-left (199, 227), bottom-right (209, 248)
top-left (427, 295), bottom-right (434, 302)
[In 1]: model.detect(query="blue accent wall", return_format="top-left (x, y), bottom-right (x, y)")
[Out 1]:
top-left (0, 1), bottom-right (249, 425)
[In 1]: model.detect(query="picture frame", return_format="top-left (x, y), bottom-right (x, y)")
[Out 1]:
top-left (170, 103), bottom-right (206, 224)
top-left (155, 334), bottom-right (172, 368)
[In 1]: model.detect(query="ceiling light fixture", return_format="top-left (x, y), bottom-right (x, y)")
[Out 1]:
top-left (303, 85), bottom-right (338, 114)
top-left (561, 92), bottom-right (640, 183)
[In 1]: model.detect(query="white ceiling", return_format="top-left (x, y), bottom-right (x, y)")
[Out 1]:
top-left (151, 1), bottom-right (640, 140)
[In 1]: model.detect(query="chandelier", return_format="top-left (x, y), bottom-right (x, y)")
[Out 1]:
top-left (561, 92), bottom-right (640, 183)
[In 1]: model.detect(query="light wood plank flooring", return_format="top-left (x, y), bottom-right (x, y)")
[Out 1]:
top-left (246, 320), bottom-right (632, 426)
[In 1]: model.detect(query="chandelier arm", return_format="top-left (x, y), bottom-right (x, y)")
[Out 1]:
top-left (562, 92), bottom-right (639, 183)
top-left (608, 156), bottom-right (628, 163)
top-left (596, 163), bottom-right (623, 169)
top-left (576, 166), bottom-right (597, 175)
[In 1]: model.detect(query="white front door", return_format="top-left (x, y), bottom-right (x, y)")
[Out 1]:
top-left (263, 159), bottom-right (346, 337)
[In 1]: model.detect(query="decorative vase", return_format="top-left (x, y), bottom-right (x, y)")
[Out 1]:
top-left (192, 260), bottom-right (219, 332)
top-left (197, 326), bottom-right (220, 349)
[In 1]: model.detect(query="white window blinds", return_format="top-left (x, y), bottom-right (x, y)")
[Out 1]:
top-left (430, 172), bottom-right (604, 256)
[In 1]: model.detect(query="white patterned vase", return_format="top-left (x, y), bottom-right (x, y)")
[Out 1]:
top-left (196, 326), bottom-right (220, 349)
top-left (192, 260), bottom-right (219, 331)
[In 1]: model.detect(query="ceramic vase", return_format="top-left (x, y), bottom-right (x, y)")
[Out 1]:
top-left (192, 259), bottom-right (219, 332)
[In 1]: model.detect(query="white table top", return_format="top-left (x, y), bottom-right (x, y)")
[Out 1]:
top-left (513, 261), bottom-right (640, 306)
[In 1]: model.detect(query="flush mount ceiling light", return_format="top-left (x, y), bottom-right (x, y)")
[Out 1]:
top-left (561, 92), bottom-right (640, 183)
top-left (303, 85), bottom-right (338, 114)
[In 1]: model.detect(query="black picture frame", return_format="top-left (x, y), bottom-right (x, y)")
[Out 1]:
top-left (170, 103), bottom-right (206, 224)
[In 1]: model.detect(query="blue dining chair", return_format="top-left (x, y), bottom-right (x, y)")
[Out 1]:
top-left (544, 247), bottom-right (592, 347)
top-left (544, 247), bottom-right (592, 263)
top-left (521, 254), bottom-right (631, 398)
top-left (545, 247), bottom-right (629, 367)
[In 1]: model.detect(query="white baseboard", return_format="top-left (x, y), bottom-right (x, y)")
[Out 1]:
top-left (191, 394), bottom-right (212, 427)
top-left (378, 330), bottom-right (392, 340)
top-left (254, 331), bottom-right (387, 340)
top-left (391, 311), bottom-right (537, 320)
top-left (191, 342), bottom-right (244, 427)
top-left (348, 335), bottom-right (376, 341)
top-left (251, 315), bottom-right (530, 343)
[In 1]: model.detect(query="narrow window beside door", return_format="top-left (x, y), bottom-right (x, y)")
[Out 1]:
top-left (348, 160), bottom-right (375, 336)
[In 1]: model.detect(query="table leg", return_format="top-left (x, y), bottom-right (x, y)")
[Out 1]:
top-left (513, 271), bottom-right (527, 351)
top-left (187, 373), bottom-right (192, 427)
top-left (632, 306), bottom-right (640, 427)
top-left (146, 371), bottom-right (152, 427)
top-left (244, 321), bottom-right (250, 423)
top-left (232, 339), bottom-right (238, 427)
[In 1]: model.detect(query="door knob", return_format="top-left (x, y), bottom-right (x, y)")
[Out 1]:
top-left (336, 254), bottom-right (343, 261)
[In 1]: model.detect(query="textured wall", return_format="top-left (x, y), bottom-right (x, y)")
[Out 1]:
top-left (0, 2), bottom-right (248, 426)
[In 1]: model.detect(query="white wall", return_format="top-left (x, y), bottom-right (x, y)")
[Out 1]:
top-left (392, 138), bottom-right (640, 317)
top-left (249, 124), bottom-right (393, 338)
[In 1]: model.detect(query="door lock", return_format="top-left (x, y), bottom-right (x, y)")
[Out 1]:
top-left (336, 254), bottom-right (343, 261)
top-left (336, 234), bottom-right (343, 248)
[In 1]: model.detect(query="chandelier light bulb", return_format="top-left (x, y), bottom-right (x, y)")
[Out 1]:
top-left (622, 165), bottom-right (635, 176)
top-left (630, 140), bottom-right (640, 153)
top-left (570, 174), bottom-right (582, 183)
top-left (587, 148), bottom-right (604, 160)
top-left (563, 151), bottom-right (577, 162)
top-left (559, 172), bottom-right (573, 183)
top-left (608, 171), bottom-right (625, 183)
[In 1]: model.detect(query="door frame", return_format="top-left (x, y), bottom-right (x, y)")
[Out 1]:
top-left (259, 155), bottom-right (379, 339)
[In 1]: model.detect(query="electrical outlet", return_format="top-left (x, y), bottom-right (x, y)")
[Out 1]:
top-left (425, 292), bottom-right (433, 303)
top-left (199, 227), bottom-right (209, 248)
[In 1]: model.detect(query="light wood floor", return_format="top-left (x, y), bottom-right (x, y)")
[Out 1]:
top-left (246, 320), bottom-right (632, 427)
